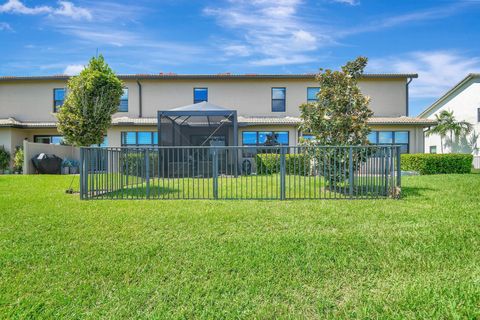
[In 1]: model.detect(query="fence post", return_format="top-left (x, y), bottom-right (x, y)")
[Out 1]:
top-left (212, 148), bottom-right (218, 199)
top-left (145, 148), bottom-right (150, 199)
top-left (280, 146), bottom-right (286, 200)
top-left (80, 148), bottom-right (85, 200)
top-left (349, 146), bottom-right (353, 198)
top-left (396, 146), bottom-right (401, 188)
top-left (390, 146), bottom-right (395, 195)
top-left (384, 147), bottom-right (389, 196)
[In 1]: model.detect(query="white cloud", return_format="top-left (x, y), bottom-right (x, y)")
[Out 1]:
top-left (0, 0), bottom-right (91, 20)
top-left (250, 55), bottom-right (316, 66)
top-left (332, 0), bottom-right (359, 5)
top-left (204, 0), bottom-right (330, 66)
top-left (222, 44), bottom-right (251, 57)
top-left (53, 1), bottom-right (92, 20)
top-left (369, 51), bottom-right (480, 99)
top-left (63, 64), bottom-right (84, 75)
top-left (0, 0), bottom-right (50, 14)
top-left (339, 3), bottom-right (473, 37)
top-left (0, 21), bottom-right (12, 31)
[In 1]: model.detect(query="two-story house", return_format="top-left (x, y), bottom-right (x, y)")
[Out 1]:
top-left (0, 73), bottom-right (434, 163)
top-left (419, 73), bottom-right (480, 158)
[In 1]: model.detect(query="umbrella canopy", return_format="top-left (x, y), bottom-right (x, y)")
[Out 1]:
top-left (157, 102), bottom-right (238, 146)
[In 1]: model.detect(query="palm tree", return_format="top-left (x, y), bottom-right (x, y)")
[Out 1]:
top-left (427, 110), bottom-right (473, 153)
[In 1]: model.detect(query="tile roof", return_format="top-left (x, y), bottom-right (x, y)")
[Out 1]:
top-left (237, 116), bottom-right (302, 125)
top-left (0, 116), bottom-right (435, 128)
top-left (367, 117), bottom-right (436, 125)
top-left (0, 118), bottom-right (56, 128)
top-left (0, 73), bottom-right (418, 82)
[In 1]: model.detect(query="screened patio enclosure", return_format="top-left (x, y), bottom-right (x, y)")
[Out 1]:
top-left (157, 101), bottom-right (238, 147)
top-left (156, 102), bottom-right (238, 177)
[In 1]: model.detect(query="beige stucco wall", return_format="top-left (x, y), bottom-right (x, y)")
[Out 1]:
top-left (0, 128), bottom-right (12, 152)
top-left (23, 141), bottom-right (80, 174)
top-left (139, 78), bottom-right (407, 118)
top-left (0, 80), bottom-right (65, 122)
top-left (0, 77), bottom-right (408, 121)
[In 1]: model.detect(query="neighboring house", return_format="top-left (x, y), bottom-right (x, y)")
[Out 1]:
top-left (419, 73), bottom-right (480, 156)
top-left (0, 73), bottom-right (434, 167)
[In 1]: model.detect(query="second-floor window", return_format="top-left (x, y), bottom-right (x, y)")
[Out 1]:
top-left (194, 88), bottom-right (208, 104)
top-left (307, 87), bottom-right (320, 103)
top-left (53, 88), bottom-right (65, 113)
top-left (272, 87), bottom-right (286, 112)
top-left (118, 88), bottom-right (128, 112)
top-left (477, 108), bottom-right (480, 122)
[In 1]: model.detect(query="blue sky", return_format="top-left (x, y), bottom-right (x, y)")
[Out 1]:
top-left (1, 0), bottom-right (480, 115)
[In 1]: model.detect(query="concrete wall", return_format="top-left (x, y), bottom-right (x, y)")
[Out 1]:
top-left (423, 78), bottom-right (480, 155)
top-left (23, 141), bottom-right (80, 174)
top-left (0, 77), bottom-right (409, 121)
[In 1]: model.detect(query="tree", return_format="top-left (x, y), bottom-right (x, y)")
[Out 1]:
top-left (427, 110), bottom-right (473, 153)
top-left (57, 55), bottom-right (123, 147)
top-left (0, 146), bottom-right (10, 172)
top-left (299, 57), bottom-right (373, 188)
top-left (299, 56), bottom-right (372, 146)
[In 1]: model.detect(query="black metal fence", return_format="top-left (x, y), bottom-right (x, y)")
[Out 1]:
top-left (80, 145), bottom-right (401, 200)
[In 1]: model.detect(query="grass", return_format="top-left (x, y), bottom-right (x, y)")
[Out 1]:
top-left (86, 173), bottom-right (390, 200)
top-left (0, 174), bottom-right (479, 319)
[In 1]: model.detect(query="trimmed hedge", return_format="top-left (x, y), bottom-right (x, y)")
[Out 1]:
top-left (256, 153), bottom-right (310, 175)
top-left (401, 153), bottom-right (472, 175)
top-left (121, 152), bottom-right (159, 176)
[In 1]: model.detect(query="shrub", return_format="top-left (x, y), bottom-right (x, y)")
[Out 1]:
top-left (13, 147), bottom-right (24, 173)
top-left (0, 146), bottom-right (10, 171)
top-left (401, 154), bottom-right (472, 175)
top-left (256, 153), bottom-right (310, 175)
top-left (121, 151), bottom-right (159, 176)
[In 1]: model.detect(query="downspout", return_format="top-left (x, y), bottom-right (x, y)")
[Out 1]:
top-left (406, 77), bottom-right (413, 117)
top-left (137, 80), bottom-right (143, 118)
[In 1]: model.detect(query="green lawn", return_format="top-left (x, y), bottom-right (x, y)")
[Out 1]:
top-left (86, 173), bottom-right (391, 200)
top-left (0, 174), bottom-right (479, 319)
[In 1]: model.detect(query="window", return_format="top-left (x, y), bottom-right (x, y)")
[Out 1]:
top-left (368, 131), bottom-right (410, 153)
top-left (367, 132), bottom-right (378, 144)
top-left (301, 134), bottom-right (315, 141)
top-left (307, 87), bottom-right (320, 103)
top-left (478, 108), bottom-right (480, 122)
top-left (272, 87), bottom-right (286, 112)
top-left (430, 146), bottom-right (437, 154)
top-left (242, 131), bottom-right (289, 146)
top-left (53, 88), bottom-right (65, 112)
top-left (118, 88), bottom-right (128, 112)
top-left (242, 132), bottom-right (257, 145)
top-left (34, 135), bottom-right (65, 145)
top-left (378, 131), bottom-right (393, 144)
top-left (121, 132), bottom-right (158, 146)
top-left (194, 88), bottom-right (208, 104)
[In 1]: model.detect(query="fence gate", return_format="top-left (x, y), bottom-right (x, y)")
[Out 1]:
top-left (80, 145), bottom-right (401, 200)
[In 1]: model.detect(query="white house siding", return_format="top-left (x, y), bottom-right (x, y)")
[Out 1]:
top-left (422, 77), bottom-right (480, 155)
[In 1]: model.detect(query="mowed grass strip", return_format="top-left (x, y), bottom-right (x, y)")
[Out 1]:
top-left (0, 174), bottom-right (479, 319)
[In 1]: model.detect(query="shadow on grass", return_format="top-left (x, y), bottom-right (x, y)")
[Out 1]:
top-left (102, 185), bottom-right (181, 198)
top-left (400, 186), bottom-right (435, 199)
